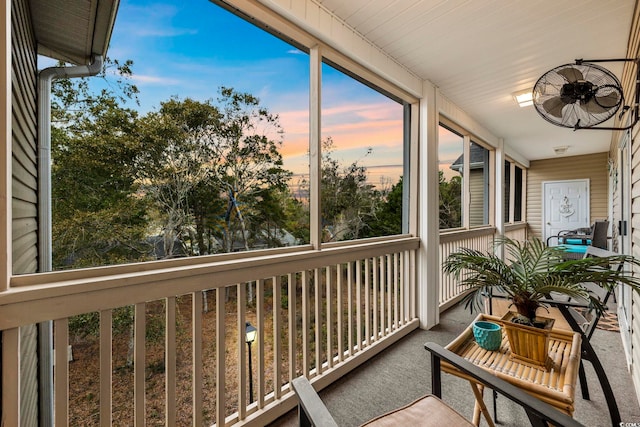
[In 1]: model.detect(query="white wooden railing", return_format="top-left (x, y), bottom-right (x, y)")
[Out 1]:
top-left (438, 223), bottom-right (528, 310)
top-left (439, 227), bottom-right (496, 310)
top-left (0, 237), bottom-right (420, 427)
top-left (1, 224), bottom-right (529, 426)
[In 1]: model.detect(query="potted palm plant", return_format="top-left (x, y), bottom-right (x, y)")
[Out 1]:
top-left (443, 236), bottom-right (640, 367)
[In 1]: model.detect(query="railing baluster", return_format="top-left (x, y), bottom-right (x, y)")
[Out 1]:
top-left (380, 255), bottom-right (385, 337)
top-left (386, 254), bottom-right (392, 335)
top-left (356, 259), bottom-right (362, 351)
top-left (302, 270), bottom-right (310, 376)
top-left (326, 265), bottom-right (333, 368)
top-left (54, 318), bottom-right (69, 427)
top-left (314, 268), bottom-right (322, 374)
top-left (347, 261), bottom-right (353, 357)
top-left (134, 303), bottom-right (145, 426)
top-left (166, 297), bottom-right (176, 426)
top-left (100, 309), bottom-right (112, 426)
top-left (393, 253), bottom-right (399, 329)
top-left (372, 256), bottom-right (378, 341)
top-left (238, 283), bottom-right (247, 419)
top-left (288, 273), bottom-right (296, 387)
top-left (273, 276), bottom-right (282, 399)
top-left (400, 252), bottom-right (406, 325)
top-left (257, 278), bottom-right (265, 407)
top-left (337, 263), bottom-right (344, 362)
top-left (193, 292), bottom-right (203, 426)
top-left (365, 258), bottom-right (371, 346)
top-left (216, 288), bottom-right (226, 427)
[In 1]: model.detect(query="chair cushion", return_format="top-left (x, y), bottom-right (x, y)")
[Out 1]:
top-left (360, 394), bottom-right (473, 427)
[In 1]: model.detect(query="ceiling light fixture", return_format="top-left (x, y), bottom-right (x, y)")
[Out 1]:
top-left (513, 89), bottom-right (533, 107)
top-left (553, 146), bottom-right (569, 155)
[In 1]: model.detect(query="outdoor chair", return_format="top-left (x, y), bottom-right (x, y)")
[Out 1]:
top-left (546, 220), bottom-right (609, 258)
top-left (487, 245), bottom-right (623, 426)
top-left (291, 343), bottom-right (584, 427)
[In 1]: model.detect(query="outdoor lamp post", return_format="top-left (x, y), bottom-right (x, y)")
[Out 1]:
top-left (245, 321), bottom-right (257, 403)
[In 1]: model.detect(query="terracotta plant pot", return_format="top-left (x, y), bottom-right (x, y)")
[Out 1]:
top-left (501, 311), bottom-right (555, 369)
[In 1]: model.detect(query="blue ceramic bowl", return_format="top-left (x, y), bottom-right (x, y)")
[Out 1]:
top-left (473, 321), bottom-right (502, 351)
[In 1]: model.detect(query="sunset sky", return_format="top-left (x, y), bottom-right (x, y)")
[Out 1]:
top-left (100, 0), bottom-right (405, 188)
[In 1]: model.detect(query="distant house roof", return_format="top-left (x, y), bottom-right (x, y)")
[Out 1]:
top-left (450, 144), bottom-right (489, 172)
top-left (29, 0), bottom-right (118, 65)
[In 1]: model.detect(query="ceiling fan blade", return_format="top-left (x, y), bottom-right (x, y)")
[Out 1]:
top-left (581, 98), bottom-right (608, 115)
top-left (581, 92), bottom-right (620, 115)
top-left (557, 67), bottom-right (584, 83)
top-left (594, 91), bottom-right (620, 109)
top-left (542, 97), bottom-right (567, 118)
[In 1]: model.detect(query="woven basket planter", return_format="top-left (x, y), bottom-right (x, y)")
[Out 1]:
top-left (502, 311), bottom-right (555, 369)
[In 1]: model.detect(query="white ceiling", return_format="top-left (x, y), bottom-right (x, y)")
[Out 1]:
top-left (316, 0), bottom-right (635, 162)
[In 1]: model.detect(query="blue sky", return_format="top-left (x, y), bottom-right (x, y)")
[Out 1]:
top-left (47, 0), bottom-right (406, 185)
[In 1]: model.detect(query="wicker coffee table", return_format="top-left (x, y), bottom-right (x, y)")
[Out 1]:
top-left (443, 314), bottom-right (582, 427)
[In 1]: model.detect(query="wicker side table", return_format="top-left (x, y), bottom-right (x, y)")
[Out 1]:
top-left (443, 314), bottom-right (582, 426)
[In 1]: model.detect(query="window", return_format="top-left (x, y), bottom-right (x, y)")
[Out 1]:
top-left (514, 165), bottom-right (524, 221)
top-left (469, 142), bottom-right (490, 227)
top-left (504, 160), bottom-right (511, 222)
top-left (438, 125), bottom-right (463, 229)
top-left (48, 1), bottom-right (413, 270)
top-left (439, 123), bottom-right (494, 229)
top-left (503, 160), bottom-right (525, 223)
top-left (319, 61), bottom-right (406, 242)
top-left (50, 2), bottom-right (311, 269)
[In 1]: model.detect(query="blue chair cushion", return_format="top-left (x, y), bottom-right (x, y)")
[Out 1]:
top-left (560, 238), bottom-right (591, 245)
top-left (559, 244), bottom-right (587, 254)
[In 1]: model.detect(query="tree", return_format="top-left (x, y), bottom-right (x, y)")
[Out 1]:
top-left (319, 138), bottom-right (379, 241)
top-left (209, 87), bottom-right (292, 252)
top-left (51, 59), bottom-right (149, 269)
top-left (439, 171), bottom-right (462, 229)
top-left (137, 97), bottom-right (222, 259)
top-left (362, 177), bottom-right (403, 237)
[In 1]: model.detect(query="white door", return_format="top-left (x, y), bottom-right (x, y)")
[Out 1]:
top-left (543, 180), bottom-right (590, 244)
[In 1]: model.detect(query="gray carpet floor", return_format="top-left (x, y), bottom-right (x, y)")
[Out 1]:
top-left (270, 303), bottom-right (640, 427)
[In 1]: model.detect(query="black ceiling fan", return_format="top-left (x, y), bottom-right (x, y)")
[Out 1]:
top-left (532, 58), bottom-right (639, 131)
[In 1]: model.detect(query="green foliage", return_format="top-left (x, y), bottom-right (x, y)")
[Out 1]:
top-left (439, 171), bottom-right (462, 229)
top-left (137, 97), bottom-right (223, 258)
top-left (443, 237), bottom-right (640, 322)
top-left (51, 55), bottom-right (408, 270)
top-left (211, 87), bottom-right (293, 251)
top-left (362, 177), bottom-right (403, 237)
top-left (51, 59), bottom-right (150, 269)
top-left (319, 138), bottom-right (379, 241)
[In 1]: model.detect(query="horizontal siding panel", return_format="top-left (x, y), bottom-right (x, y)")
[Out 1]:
top-left (12, 232), bottom-right (37, 262)
top-left (12, 217), bottom-right (37, 240)
top-left (12, 198), bottom-right (36, 219)
top-left (527, 152), bottom-right (608, 239)
top-left (12, 156), bottom-right (36, 192)
top-left (12, 178), bottom-right (37, 204)
top-left (11, 84), bottom-right (37, 151)
top-left (13, 242), bottom-right (37, 275)
top-left (12, 109), bottom-right (37, 165)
